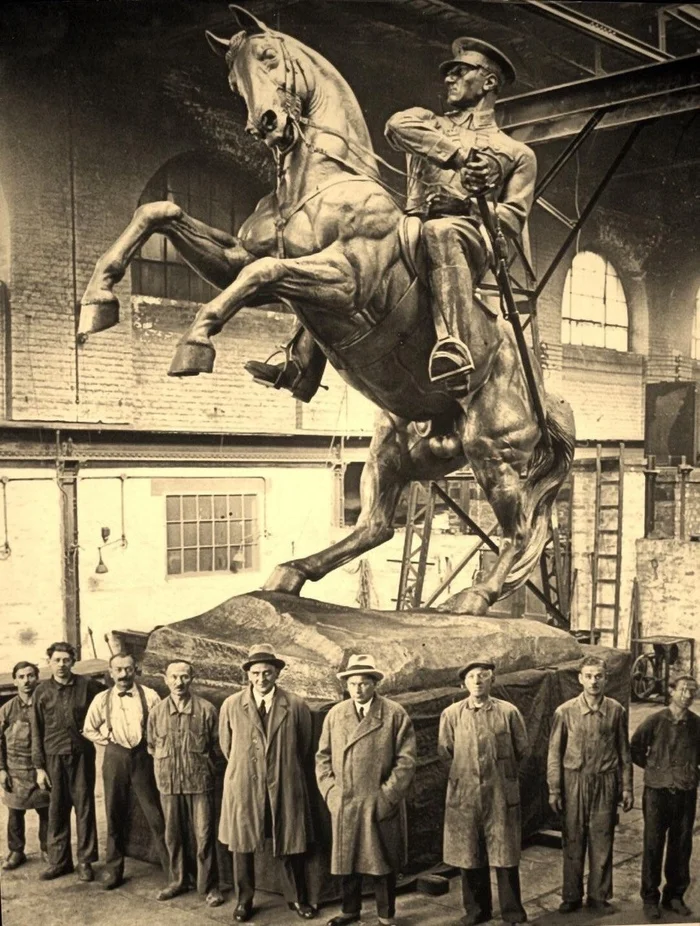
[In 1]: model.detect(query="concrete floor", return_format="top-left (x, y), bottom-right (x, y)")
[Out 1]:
top-left (1, 703), bottom-right (699, 926)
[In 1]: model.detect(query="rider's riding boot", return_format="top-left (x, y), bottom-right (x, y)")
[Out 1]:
top-left (428, 266), bottom-right (476, 397)
top-left (244, 326), bottom-right (327, 403)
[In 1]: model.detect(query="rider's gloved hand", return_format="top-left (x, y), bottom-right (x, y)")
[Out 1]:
top-left (460, 150), bottom-right (502, 195)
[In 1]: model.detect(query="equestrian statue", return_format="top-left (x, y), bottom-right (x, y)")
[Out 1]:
top-left (78, 5), bottom-right (575, 616)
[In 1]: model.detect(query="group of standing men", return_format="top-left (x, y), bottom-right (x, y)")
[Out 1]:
top-left (1, 644), bottom-right (699, 926)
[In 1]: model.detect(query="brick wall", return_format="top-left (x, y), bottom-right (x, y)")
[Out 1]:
top-left (636, 538), bottom-right (700, 681)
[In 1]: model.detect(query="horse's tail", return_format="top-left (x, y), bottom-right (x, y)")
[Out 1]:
top-left (499, 393), bottom-right (576, 599)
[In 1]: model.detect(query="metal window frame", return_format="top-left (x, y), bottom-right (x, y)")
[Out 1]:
top-left (165, 490), bottom-right (260, 577)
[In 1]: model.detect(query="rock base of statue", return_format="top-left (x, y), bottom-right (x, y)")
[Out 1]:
top-left (124, 592), bottom-right (631, 903)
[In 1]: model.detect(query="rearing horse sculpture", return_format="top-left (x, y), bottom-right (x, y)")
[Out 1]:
top-left (78, 6), bottom-right (575, 616)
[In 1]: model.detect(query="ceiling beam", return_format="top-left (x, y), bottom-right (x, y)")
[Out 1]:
top-left (516, 0), bottom-right (673, 63)
top-left (498, 53), bottom-right (700, 143)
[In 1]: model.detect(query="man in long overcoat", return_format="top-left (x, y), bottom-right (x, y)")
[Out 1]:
top-left (439, 657), bottom-right (529, 926)
top-left (316, 654), bottom-right (416, 926)
top-left (218, 644), bottom-right (316, 922)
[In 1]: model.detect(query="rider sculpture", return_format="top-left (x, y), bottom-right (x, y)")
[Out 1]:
top-left (245, 37), bottom-right (536, 401)
top-left (77, 7), bottom-right (575, 616)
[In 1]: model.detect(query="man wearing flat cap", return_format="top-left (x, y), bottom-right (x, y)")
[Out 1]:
top-left (316, 654), bottom-right (416, 926)
top-left (385, 36), bottom-right (537, 396)
top-left (439, 658), bottom-right (530, 925)
top-left (218, 644), bottom-right (317, 922)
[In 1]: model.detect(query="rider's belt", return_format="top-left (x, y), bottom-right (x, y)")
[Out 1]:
top-left (426, 196), bottom-right (474, 219)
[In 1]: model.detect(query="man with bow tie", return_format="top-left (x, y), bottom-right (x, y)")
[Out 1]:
top-left (218, 644), bottom-right (317, 922)
top-left (83, 651), bottom-right (169, 890)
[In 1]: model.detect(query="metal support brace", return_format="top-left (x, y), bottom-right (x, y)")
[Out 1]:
top-left (431, 482), bottom-right (569, 628)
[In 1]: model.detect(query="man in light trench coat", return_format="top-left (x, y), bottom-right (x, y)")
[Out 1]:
top-left (439, 657), bottom-right (530, 926)
top-left (218, 644), bottom-right (317, 922)
top-left (316, 654), bottom-right (417, 926)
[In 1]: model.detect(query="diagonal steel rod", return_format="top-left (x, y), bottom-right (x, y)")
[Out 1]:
top-left (534, 122), bottom-right (645, 300)
top-left (430, 483), bottom-right (569, 628)
top-left (535, 109), bottom-right (608, 201)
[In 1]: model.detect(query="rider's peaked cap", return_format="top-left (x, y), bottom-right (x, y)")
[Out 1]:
top-left (458, 657), bottom-right (496, 681)
top-left (439, 37), bottom-right (516, 85)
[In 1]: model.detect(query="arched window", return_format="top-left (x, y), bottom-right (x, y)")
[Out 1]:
top-left (561, 251), bottom-right (629, 352)
top-left (131, 154), bottom-right (265, 303)
top-left (692, 287), bottom-right (700, 361)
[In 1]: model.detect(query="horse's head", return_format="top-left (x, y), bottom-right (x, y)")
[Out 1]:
top-left (207, 5), bottom-right (308, 152)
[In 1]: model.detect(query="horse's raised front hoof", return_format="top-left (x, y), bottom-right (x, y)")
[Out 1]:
top-left (168, 341), bottom-right (215, 377)
top-left (77, 298), bottom-right (120, 337)
top-left (438, 587), bottom-right (493, 616)
top-left (262, 564), bottom-right (307, 595)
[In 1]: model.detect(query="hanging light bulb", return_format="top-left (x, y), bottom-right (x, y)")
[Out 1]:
top-left (95, 548), bottom-right (108, 574)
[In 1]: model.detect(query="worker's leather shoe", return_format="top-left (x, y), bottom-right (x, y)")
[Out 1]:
top-left (102, 871), bottom-right (124, 890)
top-left (206, 888), bottom-right (225, 907)
top-left (40, 851), bottom-right (49, 864)
top-left (76, 862), bottom-right (95, 882)
top-left (234, 902), bottom-right (254, 921)
top-left (326, 915), bottom-right (361, 926)
top-left (39, 863), bottom-right (74, 880)
top-left (289, 902), bottom-right (318, 919)
top-left (643, 905), bottom-right (661, 921)
top-left (558, 901), bottom-right (582, 914)
top-left (157, 883), bottom-right (188, 901)
top-left (3, 851), bottom-right (27, 871)
top-left (662, 899), bottom-right (692, 916)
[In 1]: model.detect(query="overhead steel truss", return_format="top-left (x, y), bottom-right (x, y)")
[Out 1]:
top-left (498, 53), bottom-right (700, 144)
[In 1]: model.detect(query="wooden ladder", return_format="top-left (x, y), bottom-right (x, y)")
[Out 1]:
top-left (590, 443), bottom-right (624, 646)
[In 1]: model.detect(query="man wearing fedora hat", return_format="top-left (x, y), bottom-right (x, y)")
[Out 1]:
top-left (439, 658), bottom-right (529, 925)
top-left (218, 644), bottom-right (317, 922)
top-left (385, 36), bottom-right (536, 396)
top-left (316, 654), bottom-right (416, 926)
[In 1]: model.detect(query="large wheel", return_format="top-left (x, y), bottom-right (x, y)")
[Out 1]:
top-left (631, 653), bottom-right (658, 701)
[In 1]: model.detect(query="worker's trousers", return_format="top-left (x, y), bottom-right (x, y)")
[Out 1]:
top-left (561, 768), bottom-right (618, 903)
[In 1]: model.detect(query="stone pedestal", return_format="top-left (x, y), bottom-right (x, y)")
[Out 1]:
top-left (124, 592), bottom-right (630, 904)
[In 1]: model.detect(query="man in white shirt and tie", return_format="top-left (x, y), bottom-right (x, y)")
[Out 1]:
top-left (218, 644), bottom-right (316, 922)
top-left (83, 652), bottom-right (169, 889)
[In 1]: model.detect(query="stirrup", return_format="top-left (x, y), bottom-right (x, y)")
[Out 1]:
top-left (429, 338), bottom-right (475, 391)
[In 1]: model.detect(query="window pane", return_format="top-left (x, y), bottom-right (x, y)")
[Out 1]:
top-left (167, 550), bottom-right (182, 575)
top-left (243, 495), bottom-right (256, 518)
top-left (198, 496), bottom-right (212, 519)
top-left (214, 548), bottom-right (229, 571)
top-left (166, 523), bottom-right (181, 548)
top-left (182, 496), bottom-right (197, 520)
top-left (183, 549), bottom-right (197, 572)
top-left (141, 234), bottom-right (164, 261)
top-left (229, 496), bottom-right (242, 520)
top-left (199, 522), bottom-right (213, 545)
top-left (167, 264), bottom-right (191, 302)
top-left (214, 521), bottom-right (228, 544)
top-left (139, 261), bottom-right (165, 297)
top-left (230, 522), bottom-right (243, 545)
top-left (214, 495), bottom-right (227, 519)
top-left (199, 548), bottom-right (213, 571)
top-left (183, 522), bottom-right (197, 546)
top-left (166, 496), bottom-right (181, 520)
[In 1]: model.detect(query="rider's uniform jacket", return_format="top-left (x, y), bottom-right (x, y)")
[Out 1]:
top-left (384, 107), bottom-right (536, 240)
